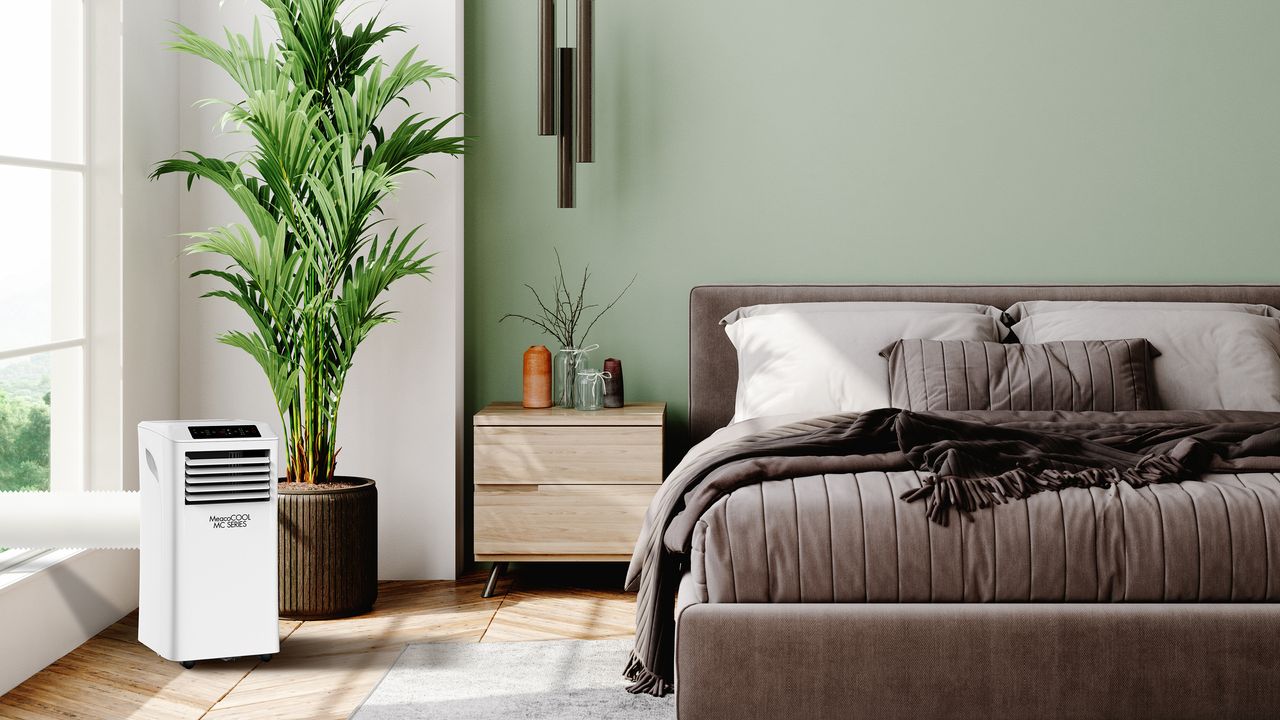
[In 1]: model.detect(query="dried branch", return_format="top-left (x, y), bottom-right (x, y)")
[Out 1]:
top-left (580, 273), bottom-right (637, 344)
top-left (553, 249), bottom-right (576, 342)
top-left (573, 262), bottom-right (590, 338)
top-left (500, 249), bottom-right (634, 349)
top-left (521, 283), bottom-right (562, 337)
top-left (499, 312), bottom-right (564, 345)
top-left (499, 282), bottom-right (571, 346)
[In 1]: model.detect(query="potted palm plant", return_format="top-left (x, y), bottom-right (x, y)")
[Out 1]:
top-left (153, 0), bottom-right (463, 618)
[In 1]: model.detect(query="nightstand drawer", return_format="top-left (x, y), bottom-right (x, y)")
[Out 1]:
top-left (474, 484), bottom-right (656, 557)
top-left (473, 426), bottom-right (662, 485)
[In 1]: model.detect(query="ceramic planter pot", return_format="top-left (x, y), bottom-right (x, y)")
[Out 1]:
top-left (277, 476), bottom-right (377, 619)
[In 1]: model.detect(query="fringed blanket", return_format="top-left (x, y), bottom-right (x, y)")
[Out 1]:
top-left (623, 409), bottom-right (1280, 696)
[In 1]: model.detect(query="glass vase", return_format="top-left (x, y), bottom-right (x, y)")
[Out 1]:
top-left (575, 368), bottom-right (605, 411)
top-left (553, 346), bottom-right (587, 408)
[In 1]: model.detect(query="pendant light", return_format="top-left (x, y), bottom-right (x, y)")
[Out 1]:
top-left (537, 0), bottom-right (594, 208)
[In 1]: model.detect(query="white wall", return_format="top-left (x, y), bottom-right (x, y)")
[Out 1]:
top-left (0, 550), bottom-right (140, 695)
top-left (0, 0), bottom-right (180, 695)
top-left (122, 0), bottom-right (182, 489)
top-left (177, 0), bottom-right (465, 579)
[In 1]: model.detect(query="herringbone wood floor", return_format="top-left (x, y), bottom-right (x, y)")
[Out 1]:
top-left (0, 564), bottom-right (635, 719)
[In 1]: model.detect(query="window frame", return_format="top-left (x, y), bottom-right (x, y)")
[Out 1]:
top-left (0, 0), bottom-right (105, 495)
top-left (0, 549), bottom-right (50, 575)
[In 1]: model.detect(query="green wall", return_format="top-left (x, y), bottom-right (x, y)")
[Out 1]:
top-left (464, 0), bottom-right (1280, 443)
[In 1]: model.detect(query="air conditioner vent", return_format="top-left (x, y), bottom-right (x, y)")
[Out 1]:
top-left (184, 449), bottom-right (272, 505)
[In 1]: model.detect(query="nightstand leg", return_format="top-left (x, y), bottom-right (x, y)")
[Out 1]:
top-left (482, 562), bottom-right (507, 598)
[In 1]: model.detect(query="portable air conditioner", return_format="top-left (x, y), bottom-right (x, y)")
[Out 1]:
top-left (137, 420), bottom-right (279, 668)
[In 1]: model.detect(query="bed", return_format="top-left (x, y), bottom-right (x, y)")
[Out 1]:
top-left (627, 284), bottom-right (1280, 720)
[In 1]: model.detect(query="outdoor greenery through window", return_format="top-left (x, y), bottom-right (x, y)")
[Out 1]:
top-left (0, 355), bottom-right (51, 492)
top-left (0, 0), bottom-right (86, 519)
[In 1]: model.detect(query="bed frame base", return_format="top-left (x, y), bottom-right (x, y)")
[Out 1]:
top-left (676, 602), bottom-right (1280, 720)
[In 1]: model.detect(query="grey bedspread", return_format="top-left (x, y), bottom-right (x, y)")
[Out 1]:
top-left (624, 409), bottom-right (1280, 696)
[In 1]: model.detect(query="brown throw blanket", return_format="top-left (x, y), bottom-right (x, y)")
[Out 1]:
top-left (623, 408), bottom-right (1280, 696)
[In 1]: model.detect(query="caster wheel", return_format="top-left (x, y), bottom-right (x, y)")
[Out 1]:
top-left (258, 654), bottom-right (274, 663)
top-left (180, 661), bottom-right (196, 669)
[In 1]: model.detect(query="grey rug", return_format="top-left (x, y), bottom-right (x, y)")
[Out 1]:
top-left (353, 638), bottom-right (674, 719)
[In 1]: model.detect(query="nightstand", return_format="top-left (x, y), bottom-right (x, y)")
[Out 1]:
top-left (472, 401), bottom-right (666, 596)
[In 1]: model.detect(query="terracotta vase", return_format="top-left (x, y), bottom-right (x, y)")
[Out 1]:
top-left (523, 345), bottom-right (553, 408)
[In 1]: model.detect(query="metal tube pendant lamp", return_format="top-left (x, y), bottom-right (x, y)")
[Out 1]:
top-left (557, 47), bottom-right (575, 208)
top-left (537, 0), bottom-right (595, 208)
top-left (576, 0), bottom-right (594, 163)
top-left (537, 0), bottom-right (555, 136)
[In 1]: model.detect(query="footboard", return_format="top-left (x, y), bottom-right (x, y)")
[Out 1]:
top-left (675, 602), bottom-right (1280, 720)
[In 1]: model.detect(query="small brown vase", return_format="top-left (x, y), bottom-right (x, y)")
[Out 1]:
top-left (277, 476), bottom-right (377, 619)
top-left (523, 345), bottom-right (553, 408)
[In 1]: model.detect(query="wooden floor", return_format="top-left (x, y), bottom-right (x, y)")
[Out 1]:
top-left (0, 564), bottom-right (636, 719)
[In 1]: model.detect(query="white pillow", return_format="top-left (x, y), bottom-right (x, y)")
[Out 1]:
top-left (1007, 300), bottom-right (1280, 322)
top-left (724, 301), bottom-right (1007, 326)
top-left (1011, 309), bottom-right (1280, 410)
top-left (725, 310), bottom-right (1005, 422)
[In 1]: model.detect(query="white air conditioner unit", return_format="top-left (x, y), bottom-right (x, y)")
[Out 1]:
top-left (137, 420), bottom-right (280, 668)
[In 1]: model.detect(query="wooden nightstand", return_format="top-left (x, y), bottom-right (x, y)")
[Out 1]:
top-left (472, 401), bottom-right (666, 596)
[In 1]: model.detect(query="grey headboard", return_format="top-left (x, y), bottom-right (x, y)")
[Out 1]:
top-left (688, 283), bottom-right (1280, 444)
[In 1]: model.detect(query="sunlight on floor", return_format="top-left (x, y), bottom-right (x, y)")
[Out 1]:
top-left (0, 565), bottom-right (636, 720)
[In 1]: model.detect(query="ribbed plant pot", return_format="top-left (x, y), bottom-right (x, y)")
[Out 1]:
top-left (277, 476), bottom-right (377, 620)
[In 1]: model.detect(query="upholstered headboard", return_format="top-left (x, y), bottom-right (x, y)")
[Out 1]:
top-left (688, 284), bottom-right (1280, 444)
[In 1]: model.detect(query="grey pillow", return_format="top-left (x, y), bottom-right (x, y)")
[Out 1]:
top-left (1005, 300), bottom-right (1280, 323)
top-left (1010, 309), bottom-right (1280, 411)
top-left (881, 338), bottom-right (1160, 412)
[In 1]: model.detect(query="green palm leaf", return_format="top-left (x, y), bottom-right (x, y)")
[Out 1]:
top-left (152, 0), bottom-right (463, 484)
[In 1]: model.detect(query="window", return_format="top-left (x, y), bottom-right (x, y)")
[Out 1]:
top-left (0, 0), bottom-right (87, 502)
top-left (0, 1), bottom-right (114, 568)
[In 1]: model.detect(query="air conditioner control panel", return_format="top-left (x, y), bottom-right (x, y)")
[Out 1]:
top-left (187, 425), bottom-right (262, 440)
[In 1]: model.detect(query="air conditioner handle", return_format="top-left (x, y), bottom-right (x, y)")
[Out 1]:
top-left (145, 449), bottom-right (160, 482)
